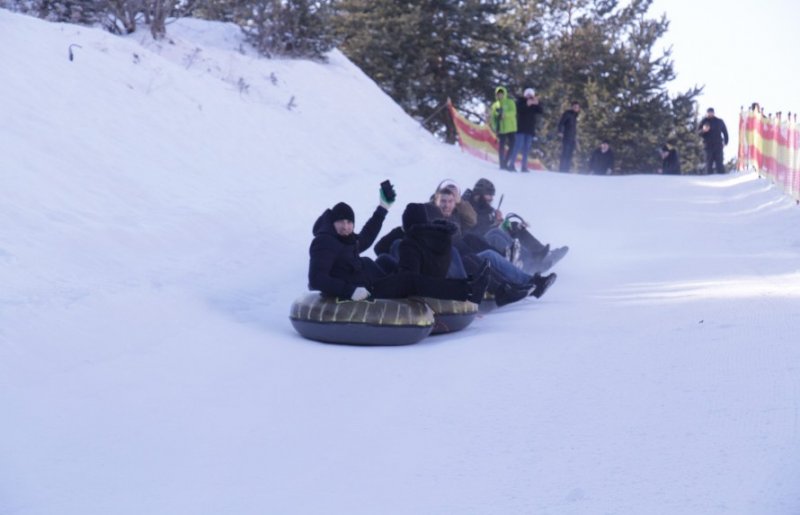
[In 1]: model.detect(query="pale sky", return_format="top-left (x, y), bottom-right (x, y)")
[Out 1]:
top-left (650, 0), bottom-right (798, 153)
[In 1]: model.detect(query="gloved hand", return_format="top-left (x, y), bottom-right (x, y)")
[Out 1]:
top-left (351, 287), bottom-right (370, 301)
top-left (379, 180), bottom-right (396, 209)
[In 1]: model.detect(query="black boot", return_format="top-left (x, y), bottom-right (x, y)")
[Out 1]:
top-left (530, 273), bottom-right (557, 299)
top-left (467, 263), bottom-right (491, 304)
top-left (494, 284), bottom-right (530, 307)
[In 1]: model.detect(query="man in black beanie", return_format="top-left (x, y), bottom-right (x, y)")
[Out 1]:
top-left (308, 183), bottom-right (396, 301)
top-left (330, 202), bottom-right (355, 225)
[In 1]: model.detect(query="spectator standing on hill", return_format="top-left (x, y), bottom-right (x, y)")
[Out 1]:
top-left (490, 86), bottom-right (518, 171)
top-left (510, 88), bottom-right (544, 172)
top-left (698, 107), bottom-right (729, 174)
top-left (557, 101), bottom-right (581, 172)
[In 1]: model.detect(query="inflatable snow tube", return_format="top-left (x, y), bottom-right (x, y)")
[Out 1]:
top-left (289, 293), bottom-right (435, 346)
top-left (414, 297), bottom-right (479, 334)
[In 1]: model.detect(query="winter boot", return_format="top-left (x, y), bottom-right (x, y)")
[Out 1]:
top-left (467, 261), bottom-right (491, 304)
top-left (494, 284), bottom-right (530, 307)
top-left (530, 273), bottom-right (557, 299)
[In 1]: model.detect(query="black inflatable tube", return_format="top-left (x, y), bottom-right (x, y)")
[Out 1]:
top-left (290, 319), bottom-right (432, 346)
top-left (289, 293), bottom-right (435, 346)
top-left (411, 297), bottom-right (479, 335)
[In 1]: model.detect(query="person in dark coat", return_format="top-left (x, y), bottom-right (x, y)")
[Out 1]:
top-left (308, 198), bottom-right (391, 300)
top-left (396, 203), bottom-right (455, 278)
top-left (698, 107), bottom-right (729, 174)
top-left (370, 203), bottom-right (491, 303)
top-left (509, 88), bottom-right (544, 172)
top-left (588, 140), bottom-right (615, 175)
top-left (464, 177), bottom-right (503, 236)
top-left (658, 144), bottom-right (681, 174)
top-left (557, 101), bottom-right (581, 172)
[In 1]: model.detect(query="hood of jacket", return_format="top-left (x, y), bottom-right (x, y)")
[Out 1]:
top-left (312, 209), bottom-right (356, 244)
top-left (406, 220), bottom-right (456, 256)
top-left (495, 86), bottom-right (508, 96)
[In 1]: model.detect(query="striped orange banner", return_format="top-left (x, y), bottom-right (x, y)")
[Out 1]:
top-left (738, 109), bottom-right (799, 201)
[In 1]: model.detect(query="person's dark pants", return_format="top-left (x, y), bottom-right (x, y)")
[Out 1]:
top-left (362, 256), bottom-right (392, 281)
top-left (371, 272), bottom-right (470, 301)
top-left (559, 141), bottom-right (575, 172)
top-left (498, 133), bottom-right (516, 170)
top-left (362, 253), bottom-right (471, 301)
top-left (705, 146), bottom-right (725, 174)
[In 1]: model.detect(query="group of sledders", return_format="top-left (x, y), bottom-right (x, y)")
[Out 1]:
top-left (291, 177), bottom-right (568, 345)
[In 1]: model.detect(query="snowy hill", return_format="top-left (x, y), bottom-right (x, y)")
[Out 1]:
top-left (2, 10), bottom-right (800, 514)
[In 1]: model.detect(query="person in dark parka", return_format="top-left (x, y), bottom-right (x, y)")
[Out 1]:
top-left (308, 199), bottom-right (391, 300)
top-left (372, 203), bottom-right (490, 303)
top-left (397, 203), bottom-right (455, 278)
top-left (557, 101), bottom-right (581, 172)
top-left (698, 107), bottom-right (729, 174)
top-left (659, 144), bottom-right (681, 174)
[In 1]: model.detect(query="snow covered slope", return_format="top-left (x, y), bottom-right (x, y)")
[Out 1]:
top-left (1, 10), bottom-right (799, 515)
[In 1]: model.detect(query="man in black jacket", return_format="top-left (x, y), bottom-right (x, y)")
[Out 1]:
top-left (698, 107), bottom-right (729, 174)
top-left (658, 144), bottom-right (681, 174)
top-left (510, 88), bottom-right (544, 172)
top-left (308, 196), bottom-right (392, 301)
top-left (557, 101), bottom-right (581, 172)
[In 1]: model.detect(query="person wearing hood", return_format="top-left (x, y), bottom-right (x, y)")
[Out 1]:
top-left (308, 183), bottom-right (396, 300)
top-left (371, 203), bottom-right (490, 303)
top-left (490, 86), bottom-right (518, 171)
